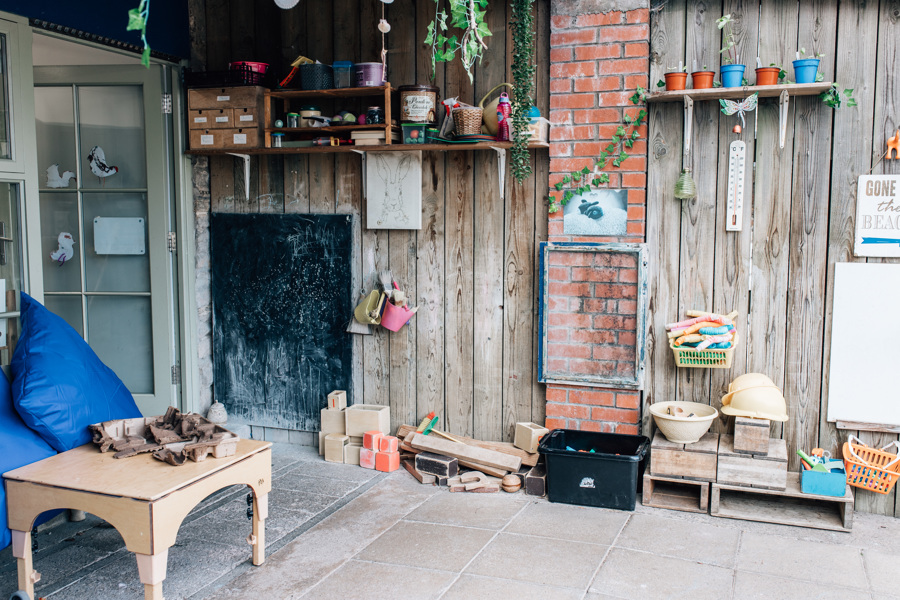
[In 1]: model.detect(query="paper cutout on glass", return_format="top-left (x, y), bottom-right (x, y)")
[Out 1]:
top-left (50, 232), bottom-right (75, 266)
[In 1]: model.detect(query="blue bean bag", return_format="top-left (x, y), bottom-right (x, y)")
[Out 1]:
top-left (0, 373), bottom-right (57, 550)
top-left (11, 293), bottom-right (142, 452)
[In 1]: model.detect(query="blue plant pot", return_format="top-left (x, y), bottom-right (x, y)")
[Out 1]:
top-left (792, 59), bottom-right (820, 84)
top-left (720, 64), bottom-right (746, 88)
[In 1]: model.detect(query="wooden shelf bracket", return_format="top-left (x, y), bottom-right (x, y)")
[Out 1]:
top-left (227, 153), bottom-right (251, 202)
top-left (779, 90), bottom-right (790, 149)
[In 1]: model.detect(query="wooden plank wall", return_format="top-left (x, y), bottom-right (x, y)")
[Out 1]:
top-left (648, 0), bottom-right (900, 516)
top-left (190, 0), bottom-right (550, 441)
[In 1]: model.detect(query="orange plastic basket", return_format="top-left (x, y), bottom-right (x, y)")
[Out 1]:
top-left (842, 435), bottom-right (900, 495)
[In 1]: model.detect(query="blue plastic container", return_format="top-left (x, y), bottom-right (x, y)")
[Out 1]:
top-left (800, 460), bottom-right (847, 497)
top-left (720, 64), bottom-right (746, 88)
top-left (792, 58), bottom-right (820, 84)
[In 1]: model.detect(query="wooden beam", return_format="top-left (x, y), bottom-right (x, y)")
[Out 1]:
top-left (409, 433), bottom-right (522, 471)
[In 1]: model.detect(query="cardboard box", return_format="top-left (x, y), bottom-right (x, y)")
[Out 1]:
top-left (188, 108), bottom-right (233, 130)
top-left (346, 404), bottom-right (390, 437)
top-left (324, 434), bottom-right (349, 463)
top-left (321, 408), bottom-right (346, 434)
top-left (514, 422), bottom-right (550, 454)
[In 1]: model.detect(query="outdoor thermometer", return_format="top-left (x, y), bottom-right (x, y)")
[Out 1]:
top-left (726, 140), bottom-right (746, 232)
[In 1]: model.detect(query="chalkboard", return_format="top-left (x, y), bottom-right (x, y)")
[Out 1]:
top-left (211, 213), bottom-right (353, 431)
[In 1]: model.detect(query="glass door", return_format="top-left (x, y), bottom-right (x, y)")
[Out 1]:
top-left (0, 180), bottom-right (24, 362)
top-left (33, 65), bottom-right (174, 415)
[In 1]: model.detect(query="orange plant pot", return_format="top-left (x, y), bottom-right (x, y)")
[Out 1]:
top-left (664, 72), bottom-right (687, 91)
top-left (755, 67), bottom-right (781, 86)
top-left (691, 71), bottom-right (715, 89)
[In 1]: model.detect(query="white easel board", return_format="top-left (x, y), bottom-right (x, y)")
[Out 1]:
top-left (827, 262), bottom-right (900, 427)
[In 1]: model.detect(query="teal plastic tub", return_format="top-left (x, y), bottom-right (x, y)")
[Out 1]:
top-left (800, 460), bottom-right (847, 497)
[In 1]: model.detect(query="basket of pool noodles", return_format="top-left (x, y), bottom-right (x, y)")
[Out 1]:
top-left (667, 310), bottom-right (738, 369)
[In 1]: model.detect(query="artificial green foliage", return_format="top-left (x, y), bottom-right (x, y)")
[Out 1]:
top-left (126, 0), bottom-right (151, 67)
top-left (510, 0), bottom-right (536, 183)
top-left (547, 94), bottom-right (647, 214)
top-left (425, 0), bottom-right (491, 83)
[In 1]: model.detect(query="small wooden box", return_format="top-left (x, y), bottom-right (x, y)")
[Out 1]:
top-left (318, 431), bottom-right (326, 455)
top-left (327, 390), bottom-right (347, 411)
top-left (324, 433), bottom-right (349, 463)
top-left (650, 431), bottom-right (719, 482)
top-left (233, 106), bottom-right (261, 127)
top-left (188, 108), bottom-right (233, 129)
top-left (733, 417), bottom-right (771, 455)
top-left (320, 408), bottom-right (346, 434)
top-left (345, 404), bottom-right (390, 437)
top-left (717, 434), bottom-right (787, 490)
top-left (344, 443), bottom-right (362, 466)
top-left (514, 422), bottom-right (549, 454)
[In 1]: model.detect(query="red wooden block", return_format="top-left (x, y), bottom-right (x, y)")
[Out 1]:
top-left (375, 450), bottom-right (400, 473)
top-left (363, 431), bottom-right (384, 451)
top-left (360, 447), bottom-right (376, 469)
top-left (378, 435), bottom-right (399, 453)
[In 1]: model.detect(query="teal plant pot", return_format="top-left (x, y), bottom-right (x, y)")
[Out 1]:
top-left (720, 64), bottom-right (746, 88)
top-left (792, 58), bottom-right (820, 84)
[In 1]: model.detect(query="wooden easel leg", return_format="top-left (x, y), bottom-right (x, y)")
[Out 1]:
top-left (135, 550), bottom-right (168, 600)
top-left (11, 529), bottom-right (38, 599)
top-left (251, 491), bottom-right (268, 566)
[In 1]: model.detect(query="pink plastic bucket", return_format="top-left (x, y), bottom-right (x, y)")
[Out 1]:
top-left (381, 301), bottom-right (415, 332)
top-left (356, 62), bottom-right (385, 87)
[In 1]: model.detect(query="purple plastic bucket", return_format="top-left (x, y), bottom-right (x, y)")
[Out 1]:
top-left (356, 62), bottom-right (385, 87)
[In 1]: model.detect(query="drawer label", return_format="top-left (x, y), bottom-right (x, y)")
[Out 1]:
top-left (217, 95), bottom-right (230, 101)
top-left (233, 133), bottom-right (247, 144)
top-left (194, 116), bottom-right (208, 123)
top-left (215, 116), bottom-right (229, 123)
top-left (239, 115), bottom-right (254, 122)
top-left (200, 134), bottom-right (215, 145)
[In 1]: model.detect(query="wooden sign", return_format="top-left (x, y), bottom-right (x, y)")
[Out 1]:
top-left (854, 175), bottom-right (900, 257)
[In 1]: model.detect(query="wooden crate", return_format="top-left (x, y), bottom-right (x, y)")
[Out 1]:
top-left (642, 473), bottom-right (709, 514)
top-left (650, 431), bottom-right (718, 482)
top-left (711, 473), bottom-right (853, 532)
top-left (733, 417), bottom-right (770, 455)
top-left (717, 434), bottom-right (787, 490)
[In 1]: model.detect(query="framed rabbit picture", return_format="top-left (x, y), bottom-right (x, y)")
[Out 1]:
top-left (365, 152), bottom-right (423, 230)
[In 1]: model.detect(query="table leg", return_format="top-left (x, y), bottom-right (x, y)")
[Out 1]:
top-left (251, 491), bottom-right (268, 566)
top-left (135, 550), bottom-right (168, 600)
top-left (11, 529), bottom-right (39, 599)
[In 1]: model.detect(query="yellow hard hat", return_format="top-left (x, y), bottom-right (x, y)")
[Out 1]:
top-left (721, 385), bottom-right (788, 422)
top-left (727, 372), bottom-right (777, 394)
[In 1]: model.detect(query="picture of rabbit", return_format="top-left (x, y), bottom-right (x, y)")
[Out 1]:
top-left (366, 152), bottom-right (423, 230)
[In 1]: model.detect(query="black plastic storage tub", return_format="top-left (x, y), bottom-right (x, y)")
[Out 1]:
top-left (538, 429), bottom-right (650, 511)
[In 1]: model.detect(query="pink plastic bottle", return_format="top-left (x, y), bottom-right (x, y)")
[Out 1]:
top-left (497, 93), bottom-right (511, 141)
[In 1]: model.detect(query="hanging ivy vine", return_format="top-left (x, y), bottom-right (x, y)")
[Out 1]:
top-left (126, 0), bottom-right (152, 67)
top-left (425, 0), bottom-right (492, 83)
top-left (547, 89), bottom-right (647, 213)
top-left (509, 0), bottom-right (535, 183)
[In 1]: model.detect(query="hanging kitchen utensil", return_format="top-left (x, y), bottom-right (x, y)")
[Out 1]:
top-left (726, 140), bottom-right (746, 231)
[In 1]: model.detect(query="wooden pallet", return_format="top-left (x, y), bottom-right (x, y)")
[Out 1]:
top-left (642, 473), bottom-right (709, 514)
top-left (711, 473), bottom-right (854, 532)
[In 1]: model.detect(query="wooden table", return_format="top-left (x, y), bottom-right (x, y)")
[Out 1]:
top-left (3, 439), bottom-right (272, 600)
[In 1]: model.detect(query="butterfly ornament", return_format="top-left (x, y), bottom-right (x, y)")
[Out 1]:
top-left (719, 92), bottom-right (758, 134)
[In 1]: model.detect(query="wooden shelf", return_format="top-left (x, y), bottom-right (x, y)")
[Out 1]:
top-left (644, 82), bottom-right (833, 103)
top-left (184, 141), bottom-right (549, 155)
top-left (266, 85), bottom-right (397, 100)
top-left (265, 124), bottom-right (398, 134)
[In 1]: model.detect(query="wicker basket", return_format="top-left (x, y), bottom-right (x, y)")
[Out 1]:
top-left (843, 435), bottom-right (900, 495)
top-left (670, 333), bottom-right (738, 369)
top-left (453, 107), bottom-right (484, 136)
top-left (649, 401), bottom-right (718, 444)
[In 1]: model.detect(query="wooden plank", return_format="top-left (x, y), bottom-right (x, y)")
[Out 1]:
top-left (642, 473), bottom-right (709, 514)
top-left (187, 0), bottom-right (207, 69)
top-left (650, 431), bottom-right (718, 481)
top-left (185, 141), bottom-right (549, 156)
top-left (283, 155), bottom-right (310, 213)
top-left (645, 82), bottom-right (834, 103)
top-left (395, 424), bottom-right (539, 466)
top-left (644, 0), bottom-right (686, 436)
top-left (409, 433), bottom-right (522, 471)
top-left (717, 435), bottom-right (787, 490)
top-left (402, 459), bottom-right (436, 484)
top-left (258, 156), bottom-right (284, 214)
top-left (783, 0), bottom-right (837, 471)
top-left (837, 422), bottom-right (900, 435)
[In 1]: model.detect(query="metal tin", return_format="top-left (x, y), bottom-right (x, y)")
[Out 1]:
top-left (398, 85), bottom-right (439, 124)
top-left (365, 106), bottom-right (385, 125)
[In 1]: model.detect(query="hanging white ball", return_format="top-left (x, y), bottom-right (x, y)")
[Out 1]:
top-left (378, 19), bottom-right (391, 33)
top-left (274, 0), bottom-right (300, 8)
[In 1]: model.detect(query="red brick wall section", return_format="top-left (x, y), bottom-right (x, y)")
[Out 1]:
top-left (545, 6), bottom-right (649, 435)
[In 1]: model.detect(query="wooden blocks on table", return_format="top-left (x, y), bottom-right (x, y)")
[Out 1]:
top-left (415, 452), bottom-right (459, 479)
top-left (733, 417), bottom-right (770, 455)
top-left (642, 473), bottom-right (709, 514)
top-left (514, 422), bottom-right (549, 454)
top-left (717, 434), bottom-right (787, 490)
top-left (650, 431), bottom-right (718, 482)
top-left (324, 434), bottom-right (349, 463)
top-left (346, 405), bottom-right (390, 438)
top-left (328, 390), bottom-right (347, 411)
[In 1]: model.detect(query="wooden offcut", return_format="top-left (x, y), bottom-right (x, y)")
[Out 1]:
top-left (524, 463), bottom-right (547, 497)
top-left (717, 435), bottom-right (787, 490)
top-left (395, 425), bottom-right (539, 466)
top-left (402, 459), bottom-right (436, 484)
top-left (642, 473), bottom-right (709, 514)
top-left (409, 433), bottom-right (522, 471)
top-left (650, 431), bottom-right (718, 482)
top-left (514, 422), bottom-right (549, 454)
top-left (415, 452), bottom-right (459, 478)
top-left (733, 417), bottom-right (770, 455)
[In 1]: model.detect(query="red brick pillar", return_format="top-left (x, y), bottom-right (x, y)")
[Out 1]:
top-left (546, 1), bottom-right (650, 435)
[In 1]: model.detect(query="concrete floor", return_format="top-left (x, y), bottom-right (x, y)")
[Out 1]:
top-left (3, 442), bottom-right (900, 600)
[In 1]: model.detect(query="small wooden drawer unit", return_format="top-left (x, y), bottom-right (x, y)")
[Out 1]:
top-left (189, 127), bottom-right (260, 150)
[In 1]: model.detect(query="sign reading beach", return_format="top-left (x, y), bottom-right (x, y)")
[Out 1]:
top-left (855, 175), bottom-right (900, 258)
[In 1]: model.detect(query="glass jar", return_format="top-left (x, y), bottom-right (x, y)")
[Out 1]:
top-left (365, 106), bottom-right (384, 125)
top-left (286, 112), bottom-right (300, 128)
top-left (271, 133), bottom-right (285, 148)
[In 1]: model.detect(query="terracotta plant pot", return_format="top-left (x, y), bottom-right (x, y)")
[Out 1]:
top-left (691, 71), bottom-right (715, 89)
top-left (664, 72), bottom-right (688, 91)
top-left (755, 67), bottom-right (781, 86)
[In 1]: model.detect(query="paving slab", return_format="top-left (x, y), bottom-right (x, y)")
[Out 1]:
top-left (590, 548), bottom-right (734, 600)
top-left (404, 491), bottom-right (529, 530)
top-left (505, 500), bottom-right (629, 545)
top-left (737, 531), bottom-right (868, 589)
top-left (268, 487), bottom-right (339, 514)
top-left (466, 532), bottom-right (607, 590)
top-left (356, 520), bottom-right (495, 572)
top-left (732, 571), bottom-right (863, 600)
top-left (616, 512), bottom-right (740, 568)
top-left (303, 559), bottom-right (455, 600)
top-left (863, 548), bottom-right (900, 596)
top-left (440, 573), bottom-right (584, 600)
top-left (282, 457), bottom-right (380, 483)
top-left (177, 496), bottom-right (315, 549)
top-left (274, 469), bottom-right (367, 497)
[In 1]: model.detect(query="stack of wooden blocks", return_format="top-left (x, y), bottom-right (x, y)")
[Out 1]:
top-left (360, 431), bottom-right (401, 472)
top-left (320, 391), bottom-right (391, 466)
